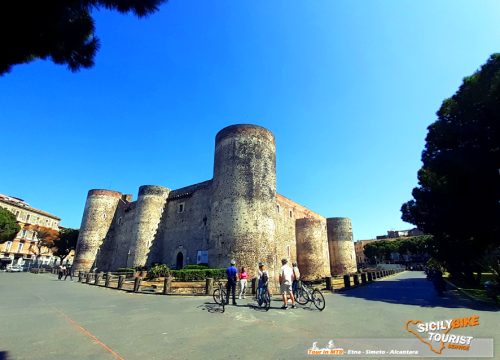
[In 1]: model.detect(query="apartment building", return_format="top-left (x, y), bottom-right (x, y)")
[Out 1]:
top-left (0, 194), bottom-right (60, 269)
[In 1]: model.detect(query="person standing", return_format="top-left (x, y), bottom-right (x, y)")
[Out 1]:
top-left (257, 262), bottom-right (269, 305)
top-left (226, 260), bottom-right (238, 305)
top-left (64, 265), bottom-right (73, 281)
top-left (58, 265), bottom-right (64, 280)
top-left (279, 258), bottom-right (296, 309)
top-left (238, 267), bottom-right (248, 299)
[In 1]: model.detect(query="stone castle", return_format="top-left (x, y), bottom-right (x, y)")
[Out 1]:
top-left (73, 124), bottom-right (357, 281)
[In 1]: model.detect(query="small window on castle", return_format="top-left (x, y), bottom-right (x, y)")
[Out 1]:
top-left (289, 210), bottom-right (293, 218)
top-left (103, 213), bottom-right (107, 220)
top-left (178, 203), bottom-right (185, 213)
top-left (118, 217), bottom-right (123, 225)
top-left (286, 245), bottom-right (291, 258)
top-left (276, 205), bottom-right (280, 213)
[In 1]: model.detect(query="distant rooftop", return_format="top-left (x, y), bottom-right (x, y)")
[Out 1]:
top-left (0, 193), bottom-right (60, 220)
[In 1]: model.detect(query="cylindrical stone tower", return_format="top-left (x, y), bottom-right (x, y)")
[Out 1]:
top-left (327, 217), bottom-right (357, 274)
top-left (296, 218), bottom-right (331, 280)
top-left (73, 189), bottom-right (122, 272)
top-left (209, 124), bottom-right (277, 280)
top-left (128, 185), bottom-right (170, 269)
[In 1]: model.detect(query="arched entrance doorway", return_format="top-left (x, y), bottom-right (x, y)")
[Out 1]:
top-left (176, 252), bottom-right (184, 269)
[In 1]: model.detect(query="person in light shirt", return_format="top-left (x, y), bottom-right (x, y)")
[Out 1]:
top-left (279, 258), bottom-right (296, 309)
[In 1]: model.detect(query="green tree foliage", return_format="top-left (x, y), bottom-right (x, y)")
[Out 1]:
top-left (147, 264), bottom-right (170, 279)
top-left (401, 54), bottom-right (500, 283)
top-left (0, 208), bottom-right (20, 244)
top-left (27, 225), bottom-right (59, 267)
top-left (0, 0), bottom-right (166, 75)
top-left (363, 236), bottom-right (433, 263)
top-left (52, 228), bottom-right (79, 263)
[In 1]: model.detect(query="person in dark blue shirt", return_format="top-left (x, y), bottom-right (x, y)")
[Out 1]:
top-left (226, 260), bottom-right (238, 305)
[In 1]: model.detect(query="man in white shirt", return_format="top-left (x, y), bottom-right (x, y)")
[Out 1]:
top-left (279, 258), bottom-right (296, 309)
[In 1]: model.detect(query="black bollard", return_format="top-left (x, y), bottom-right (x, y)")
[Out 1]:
top-left (343, 274), bottom-right (351, 288)
top-left (325, 276), bottom-right (332, 291)
top-left (118, 275), bottom-right (125, 289)
top-left (133, 277), bottom-right (141, 293)
top-left (353, 274), bottom-right (360, 286)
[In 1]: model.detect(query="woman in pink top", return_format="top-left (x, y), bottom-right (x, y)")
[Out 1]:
top-left (238, 267), bottom-right (248, 299)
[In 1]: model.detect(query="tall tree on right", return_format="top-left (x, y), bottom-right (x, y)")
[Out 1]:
top-left (401, 54), bottom-right (500, 284)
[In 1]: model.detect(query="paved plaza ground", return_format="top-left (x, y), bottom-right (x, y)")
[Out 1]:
top-left (0, 271), bottom-right (498, 360)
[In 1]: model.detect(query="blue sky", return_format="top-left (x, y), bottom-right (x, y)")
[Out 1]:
top-left (1, 0), bottom-right (499, 240)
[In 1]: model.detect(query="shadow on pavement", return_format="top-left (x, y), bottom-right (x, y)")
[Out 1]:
top-left (338, 274), bottom-right (499, 312)
top-left (0, 351), bottom-right (10, 360)
top-left (197, 302), bottom-right (225, 314)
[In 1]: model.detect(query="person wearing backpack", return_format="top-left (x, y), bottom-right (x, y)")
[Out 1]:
top-left (257, 262), bottom-right (269, 304)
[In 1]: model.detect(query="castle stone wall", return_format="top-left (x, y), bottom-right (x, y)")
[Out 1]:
top-left (274, 198), bottom-right (298, 270)
top-left (327, 217), bottom-right (357, 274)
top-left (158, 181), bottom-right (212, 269)
top-left (128, 185), bottom-right (170, 268)
top-left (296, 218), bottom-right (331, 280)
top-left (95, 200), bottom-right (136, 271)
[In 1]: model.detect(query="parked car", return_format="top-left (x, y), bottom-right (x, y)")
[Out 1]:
top-left (6, 265), bottom-right (23, 272)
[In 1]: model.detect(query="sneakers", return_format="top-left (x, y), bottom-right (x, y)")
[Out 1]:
top-left (291, 305), bottom-right (297, 309)
top-left (281, 305), bottom-right (288, 310)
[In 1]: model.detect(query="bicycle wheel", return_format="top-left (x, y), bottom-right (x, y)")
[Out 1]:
top-left (213, 288), bottom-right (221, 304)
top-left (220, 297), bottom-right (225, 313)
top-left (312, 289), bottom-right (325, 311)
top-left (213, 288), bottom-right (225, 305)
top-left (295, 288), bottom-right (308, 305)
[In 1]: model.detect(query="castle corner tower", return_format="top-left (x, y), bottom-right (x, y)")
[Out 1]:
top-left (209, 124), bottom-right (277, 278)
top-left (73, 189), bottom-right (122, 272)
top-left (327, 217), bottom-right (357, 274)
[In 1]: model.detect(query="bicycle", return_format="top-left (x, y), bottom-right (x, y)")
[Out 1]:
top-left (294, 281), bottom-right (325, 311)
top-left (212, 280), bottom-right (227, 312)
top-left (256, 285), bottom-right (271, 311)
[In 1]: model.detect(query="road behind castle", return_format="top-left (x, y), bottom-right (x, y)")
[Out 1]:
top-left (0, 272), bottom-right (498, 360)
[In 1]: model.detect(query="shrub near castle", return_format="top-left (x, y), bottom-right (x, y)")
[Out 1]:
top-left (147, 264), bottom-right (225, 281)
